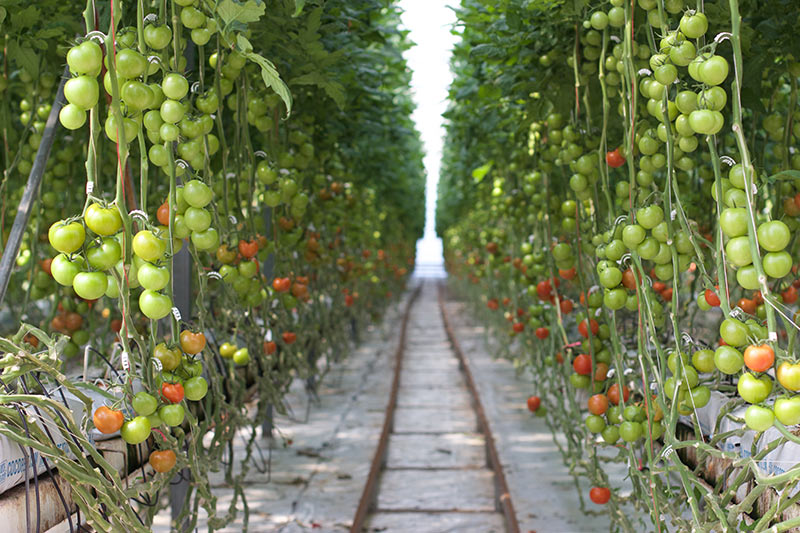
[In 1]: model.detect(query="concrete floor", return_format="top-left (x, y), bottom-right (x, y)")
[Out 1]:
top-left (365, 284), bottom-right (505, 532)
top-left (152, 282), bottom-right (639, 532)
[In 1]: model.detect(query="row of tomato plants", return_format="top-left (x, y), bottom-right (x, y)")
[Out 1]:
top-left (0, 0), bottom-right (424, 531)
top-left (439, 0), bottom-right (800, 530)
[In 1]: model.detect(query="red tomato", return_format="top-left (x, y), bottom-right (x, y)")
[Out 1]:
top-left (704, 289), bottom-right (721, 307)
top-left (606, 148), bottom-right (626, 168)
top-left (161, 382), bottom-right (185, 404)
top-left (573, 354), bottom-right (592, 375)
top-left (282, 332), bottom-right (297, 344)
top-left (588, 394), bottom-right (609, 415)
top-left (559, 267), bottom-right (576, 280)
top-left (607, 383), bottom-right (630, 405)
top-left (536, 280), bottom-right (552, 300)
top-left (180, 330), bottom-right (206, 355)
top-left (512, 322), bottom-right (524, 333)
top-left (743, 344), bottom-right (775, 373)
top-left (238, 239), bottom-right (259, 258)
top-left (737, 298), bottom-right (756, 315)
top-left (652, 281), bottom-right (666, 293)
top-left (590, 487), bottom-right (611, 504)
top-left (661, 288), bottom-right (673, 302)
top-left (93, 406), bottom-right (124, 434)
top-left (272, 277), bottom-right (291, 292)
top-left (535, 327), bottom-right (550, 339)
top-left (526, 396), bottom-right (541, 412)
top-left (783, 286), bottom-right (798, 304)
top-left (559, 299), bottom-right (574, 314)
top-left (578, 318), bottom-right (599, 339)
top-left (487, 298), bottom-right (499, 310)
top-left (621, 269), bottom-right (636, 290)
top-left (263, 340), bottom-right (277, 355)
top-left (149, 450), bottom-right (177, 473)
top-left (40, 258), bottom-right (52, 276)
top-left (157, 201), bottom-right (170, 226)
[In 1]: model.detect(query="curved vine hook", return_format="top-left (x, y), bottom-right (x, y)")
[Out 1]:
top-left (85, 30), bottom-right (107, 44)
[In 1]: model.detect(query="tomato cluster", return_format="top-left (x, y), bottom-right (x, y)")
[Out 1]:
top-left (0, 0), bottom-right (424, 529)
top-left (440, 0), bottom-right (800, 529)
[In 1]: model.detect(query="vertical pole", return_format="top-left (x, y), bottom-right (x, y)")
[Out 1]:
top-left (261, 206), bottom-right (275, 439)
top-left (0, 66), bottom-right (68, 306)
top-left (171, 245), bottom-right (192, 530)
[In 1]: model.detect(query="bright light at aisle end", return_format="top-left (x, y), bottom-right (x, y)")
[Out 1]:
top-left (399, 0), bottom-right (457, 276)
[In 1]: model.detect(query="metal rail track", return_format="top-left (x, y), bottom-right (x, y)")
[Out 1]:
top-left (350, 281), bottom-right (519, 533)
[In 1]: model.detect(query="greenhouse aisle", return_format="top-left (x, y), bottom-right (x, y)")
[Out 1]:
top-left (153, 281), bottom-right (627, 532)
top-left (365, 282), bottom-right (505, 531)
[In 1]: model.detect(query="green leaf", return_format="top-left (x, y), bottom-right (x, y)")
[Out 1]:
top-left (216, 0), bottom-right (265, 29)
top-left (9, 5), bottom-right (37, 30)
top-left (290, 72), bottom-right (346, 109)
top-left (293, 0), bottom-right (306, 17)
top-left (766, 169), bottom-right (800, 182)
top-left (241, 50), bottom-right (292, 117)
top-left (472, 162), bottom-right (493, 183)
top-left (0, 7), bottom-right (7, 26)
top-left (7, 38), bottom-right (39, 76)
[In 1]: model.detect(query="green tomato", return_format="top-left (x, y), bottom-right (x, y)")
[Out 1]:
top-left (773, 397), bottom-right (800, 426)
top-left (744, 405), bottom-right (774, 432)
top-left (73, 271), bottom-right (108, 300)
top-left (689, 386), bottom-right (711, 408)
top-left (139, 290), bottom-right (172, 320)
top-left (736, 265), bottom-right (760, 290)
top-left (67, 40), bottom-right (103, 75)
top-left (183, 179), bottom-right (213, 208)
top-left (570, 373), bottom-right (590, 389)
top-left (87, 238), bottom-right (122, 271)
top-left (233, 347), bottom-right (250, 365)
top-left (715, 345), bottom-right (744, 374)
top-left (184, 207), bottom-right (212, 232)
top-left (738, 373), bottom-right (773, 404)
top-left (64, 76), bottom-right (99, 110)
top-left (49, 220), bottom-right (85, 254)
top-left (133, 230), bottom-right (166, 261)
top-left (585, 414), bottom-right (606, 433)
top-left (757, 220), bottom-right (790, 252)
top-left (159, 404), bottom-right (185, 427)
top-left (692, 349), bottom-right (716, 373)
top-left (184, 376), bottom-right (208, 401)
top-left (51, 253), bottom-right (84, 286)
top-left (120, 416), bottom-right (151, 444)
top-left (190, 227), bottom-right (219, 251)
top-left (720, 318), bottom-right (749, 347)
top-left (719, 208), bottom-right (748, 238)
top-left (725, 236), bottom-right (752, 267)
top-left (763, 251), bottom-right (792, 279)
top-left (132, 392), bottom-right (158, 416)
top-left (601, 425), bottom-right (620, 444)
top-left (137, 262), bottom-right (170, 291)
top-left (619, 420), bottom-right (642, 442)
